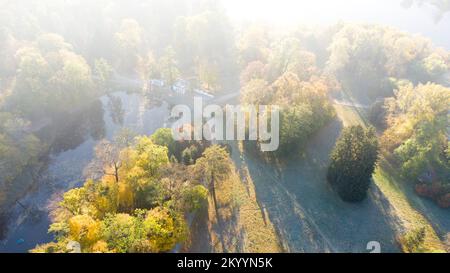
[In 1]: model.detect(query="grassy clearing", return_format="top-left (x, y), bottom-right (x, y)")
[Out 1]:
top-left (334, 103), bottom-right (447, 253)
top-left (373, 161), bottom-right (446, 252)
top-left (184, 146), bottom-right (282, 253)
top-left (209, 163), bottom-right (282, 253)
top-left (232, 163), bottom-right (282, 252)
top-left (333, 103), bottom-right (367, 127)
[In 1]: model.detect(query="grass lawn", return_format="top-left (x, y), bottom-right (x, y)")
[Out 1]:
top-left (187, 102), bottom-right (447, 253)
top-left (229, 120), bottom-right (401, 253)
top-left (373, 161), bottom-right (446, 252)
top-left (215, 161), bottom-right (282, 253)
top-left (186, 148), bottom-right (282, 253)
top-left (335, 103), bottom-right (447, 253)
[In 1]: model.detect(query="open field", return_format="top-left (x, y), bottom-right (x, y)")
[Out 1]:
top-left (185, 161), bottom-right (281, 253)
top-left (232, 119), bottom-right (401, 253)
top-left (191, 102), bottom-right (448, 253)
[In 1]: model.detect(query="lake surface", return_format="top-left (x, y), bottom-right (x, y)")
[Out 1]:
top-left (0, 92), bottom-right (170, 252)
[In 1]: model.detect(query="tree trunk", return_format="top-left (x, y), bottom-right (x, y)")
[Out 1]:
top-left (211, 175), bottom-right (219, 220)
top-left (114, 164), bottom-right (119, 183)
top-left (16, 200), bottom-right (27, 210)
top-left (210, 172), bottom-right (227, 253)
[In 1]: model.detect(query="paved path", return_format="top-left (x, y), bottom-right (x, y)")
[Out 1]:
top-left (333, 99), bottom-right (370, 109)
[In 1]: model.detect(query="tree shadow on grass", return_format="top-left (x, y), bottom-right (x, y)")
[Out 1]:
top-left (239, 119), bottom-right (401, 253)
top-left (379, 158), bottom-right (450, 242)
top-left (185, 192), bottom-right (245, 253)
top-left (184, 206), bottom-right (213, 253)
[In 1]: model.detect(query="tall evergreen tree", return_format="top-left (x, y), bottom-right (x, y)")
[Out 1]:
top-left (327, 125), bottom-right (379, 202)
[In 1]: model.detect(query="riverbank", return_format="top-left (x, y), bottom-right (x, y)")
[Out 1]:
top-left (0, 91), bottom-right (169, 252)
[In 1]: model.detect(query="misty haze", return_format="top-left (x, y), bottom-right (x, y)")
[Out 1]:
top-left (0, 0), bottom-right (449, 254)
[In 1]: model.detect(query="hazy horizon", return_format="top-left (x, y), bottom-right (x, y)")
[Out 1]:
top-left (0, 0), bottom-right (449, 256)
top-left (224, 0), bottom-right (450, 49)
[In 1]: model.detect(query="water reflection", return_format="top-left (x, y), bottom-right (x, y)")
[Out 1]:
top-left (107, 94), bottom-right (124, 126)
top-left (0, 92), bottom-right (169, 252)
top-left (38, 100), bottom-right (106, 154)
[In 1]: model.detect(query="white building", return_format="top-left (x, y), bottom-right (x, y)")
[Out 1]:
top-left (172, 79), bottom-right (189, 95)
top-left (150, 79), bottom-right (165, 87)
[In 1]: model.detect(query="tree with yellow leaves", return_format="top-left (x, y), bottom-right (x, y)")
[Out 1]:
top-left (33, 130), bottom-right (207, 253)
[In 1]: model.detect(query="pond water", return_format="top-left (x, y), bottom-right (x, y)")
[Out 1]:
top-left (0, 92), bottom-right (170, 253)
